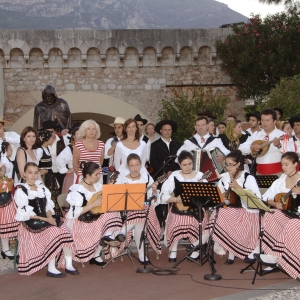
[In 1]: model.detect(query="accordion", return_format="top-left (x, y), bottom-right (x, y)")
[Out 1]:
top-left (192, 147), bottom-right (227, 181)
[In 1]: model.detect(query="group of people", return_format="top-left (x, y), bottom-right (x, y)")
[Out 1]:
top-left (1, 106), bottom-right (300, 282)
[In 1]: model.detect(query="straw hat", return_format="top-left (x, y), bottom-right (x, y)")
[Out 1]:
top-left (0, 117), bottom-right (13, 127)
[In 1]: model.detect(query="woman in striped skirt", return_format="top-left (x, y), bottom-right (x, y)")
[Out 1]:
top-left (66, 161), bottom-right (122, 266)
top-left (254, 152), bottom-right (300, 279)
top-left (14, 162), bottom-right (76, 278)
top-left (204, 150), bottom-right (261, 265)
top-left (0, 149), bottom-right (18, 260)
top-left (109, 153), bottom-right (161, 264)
top-left (73, 120), bottom-right (105, 184)
top-left (160, 150), bottom-right (208, 263)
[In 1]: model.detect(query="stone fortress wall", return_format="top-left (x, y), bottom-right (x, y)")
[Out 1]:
top-left (0, 28), bottom-right (245, 129)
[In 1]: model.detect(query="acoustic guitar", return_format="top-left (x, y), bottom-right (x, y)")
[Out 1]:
top-left (176, 169), bottom-right (213, 211)
top-left (274, 179), bottom-right (300, 211)
top-left (88, 171), bottom-right (120, 214)
top-left (251, 135), bottom-right (284, 158)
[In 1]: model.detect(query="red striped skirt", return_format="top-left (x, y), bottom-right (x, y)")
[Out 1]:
top-left (269, 219), bottom-right (300, 279)
top-left (116, 206), bottom-right (161, 255)
top-left (17, 223), bottom-right (74, 275)
top-left (67, 212), bottom-right (122, 262)
top-left (0, 199), bottom-right (19, 239)
top-left (262, 210), bottom-right (292, 254)
top-left (165, 208), bottom-right (208, 249)
top-left (205, 208), bottom-right (259, 259)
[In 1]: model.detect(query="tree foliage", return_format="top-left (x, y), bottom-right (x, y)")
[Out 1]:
top-left (216, 6), bottom-right (300, 100)
top-left (261, 74), bottom-right (300, 118)
top-left (259, 0), bottom-right (296, 5)
top-left (158, 87), bottom-right (228, 144)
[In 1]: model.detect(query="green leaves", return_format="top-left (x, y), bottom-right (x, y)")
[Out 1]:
top-left (158, 87), bottom-right (228, 144)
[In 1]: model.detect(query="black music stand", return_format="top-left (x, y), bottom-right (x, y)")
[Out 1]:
top-left (255, 175), bottom-right (278, 189)
top-left (101, 183), bottom-right (145, 271)
top-left (172, 182), bottom-right (224, 268)
top-left (235, 189), bottom-right (272, 284)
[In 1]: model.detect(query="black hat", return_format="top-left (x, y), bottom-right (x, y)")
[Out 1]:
top-left (246, 111), bottom-right (261, 121)
top-left (197, 110), bottom-right (216, 119)
top-left (289, 116), bottom-right (300, 128)
top-left (273, 107), bottom-right (283, 117)
top-left (134, 114), bottom-right (147, 125)
top-left (38, 120), bottom-right (56, 131)
top-left (69, 122), bottom-right (81, 135)
top-left (155, 120), bottom-right (178, 133)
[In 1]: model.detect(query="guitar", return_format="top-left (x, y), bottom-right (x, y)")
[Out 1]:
top-left (224, 169), bottom-right (240, 207)
top-left (176, 169), bottom-right (213, 211)
top-left (274, 179), bottom-right (300, 211)
top-left (89, 171), bottom-right (120, 214)
top-left (251, 135), bottom-right (285, 158)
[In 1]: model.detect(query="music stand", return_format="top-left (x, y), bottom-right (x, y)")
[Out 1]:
top-left (172, 182), bottom-right (224, 268)
top-left (255, 175), bottom-right (278, 189)
top-left (235, 189), bottom-right (272, 284)
top-left (101, 183), bottom-right (145, 271)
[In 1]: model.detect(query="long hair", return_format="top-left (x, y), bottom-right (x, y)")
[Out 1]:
top-left (20, 126), bottom-right (39, 150)
top-left (122, 119), bottom-right (140, 141)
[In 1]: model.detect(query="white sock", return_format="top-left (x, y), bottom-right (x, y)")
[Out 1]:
top-left (169, 241), bottom-right (178, 259)
top-left (228, 252), bottom-right (235, 260)
top-left (119, 223), bottom-right (135, 236)
top-left (260, 254), bottom-right (278, 264)
top-left (202, 233), bottom-right (209, 244)
top-left (1, 238), bottom-right (13, 257)
top-left (214, 241), bottom-right (226, 256)
top-left (63, 247), bottom-right (75, 271)
top-left (248, 243), bottom-right (260, 259)
top-left (48, 257), bottom-right (61, 274)
top-left (192, 240), bottom-right (199, 247)
top-left (134, 222), bottom-right (148, 261)
top-left (93, 245), bottom-right (103, 262)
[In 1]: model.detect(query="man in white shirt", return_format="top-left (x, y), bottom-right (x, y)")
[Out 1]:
top-left (177, 116), bottom-right (229, 178)
top-left (246, 111), bottom-right (261, 136)
top-left (134, 114), bottom-right (151, 161)
top-left (0, 118), bottom-right (20, 161)
top-left (239, 108), bottom-right (284, 175)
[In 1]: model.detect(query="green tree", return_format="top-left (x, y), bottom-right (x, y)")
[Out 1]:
top-left (261, 74), bottom-right (300, 118)
top-left (215, 6), bottom-right (300, 100)
top-left (158, 87), bottom-right (228, 144)
top-left (259, 0), bottom-right (296, 5)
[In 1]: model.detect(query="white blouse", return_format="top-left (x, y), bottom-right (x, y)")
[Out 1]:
top-left (161, 170), bottom-right (206, 204)
top-left (66, 182), bottom-right (102, 219)
top-left (56, 145), bottom-right (73, 174)
top-left (115, 173), bottom-right (160, 208)
top-left (113, 141), bottom-right (148, 176)
top-left (262, 173), bottom-right (299, 201)
top-left (14, 181), bottom-right (54, 221)
top-left (218, 170), bottom-right (262, 212)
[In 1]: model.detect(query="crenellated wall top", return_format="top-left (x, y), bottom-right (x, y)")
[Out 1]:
top-left (0, 28), bottom-right (232, 62)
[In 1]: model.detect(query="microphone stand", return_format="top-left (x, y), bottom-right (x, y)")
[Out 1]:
top-left (136, 195), bottom-right (156, 274)
top-left (152, 156), bottom-right (174, 181)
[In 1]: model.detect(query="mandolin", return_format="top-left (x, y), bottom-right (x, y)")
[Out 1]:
top-left (88, 171), bottom-right (120, 214)
top-left (176, 169), bottom-right (212, 211)
top-left (251, 135), bottom-right (284, 158)
top-left (274, 179), bottom-right (300, 211)
top-left (225, 169), bottom-right (240, 207)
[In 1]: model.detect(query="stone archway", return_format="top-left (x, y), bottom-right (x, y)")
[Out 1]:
top-left (9, 92), bottom-right (148, 135)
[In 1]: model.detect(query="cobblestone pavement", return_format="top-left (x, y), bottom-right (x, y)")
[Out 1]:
top-left (247, 287), bottom-right (300, 300)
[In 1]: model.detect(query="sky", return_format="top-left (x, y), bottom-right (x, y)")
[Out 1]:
top-left (217, 0), bottom-right (286, 18)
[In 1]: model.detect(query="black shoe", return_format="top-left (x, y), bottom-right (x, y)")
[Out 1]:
top-left (115, 234), bottom-right (126, 242)
top-left (46, 271), bottom-right (66, 278)
top-left (243, 256), bottom-right (256, 264)
top-left (168, 257), bottom-right (176, 262)
top-left (90, 257), bottom-right (106, 266)
top-left (139, 259), bottom-right (150, 265)
top-left (254, 254), bottom-right (277, 268)
top-left (1, 250), bottom-right (14, 260)
top-left (101, 236), bottom-right (121, 247)
top-left (262, 267), bottom-right (280, 276)
top-left (225, 259), bottom-right (235, 265)
top-left (65, 268), bottom-right (79, 275)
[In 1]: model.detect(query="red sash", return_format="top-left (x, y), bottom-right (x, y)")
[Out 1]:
top-left (256, 162), bottom-right (282, 175)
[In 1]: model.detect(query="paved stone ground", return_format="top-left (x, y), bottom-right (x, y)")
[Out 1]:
top-left (2, 239), bottom-right (300, 300)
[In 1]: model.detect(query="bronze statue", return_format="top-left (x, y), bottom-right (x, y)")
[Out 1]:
top-left (33, 84), bottom-right (72, 131)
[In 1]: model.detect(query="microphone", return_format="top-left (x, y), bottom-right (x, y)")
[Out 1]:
top-left (146, 194), bottom-right (157, 203)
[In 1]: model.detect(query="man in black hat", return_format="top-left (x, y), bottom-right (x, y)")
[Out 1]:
top-left (134, 114), bottom-right (151, 161)
top-left (246, 111), bottom-right (261, 136)
top-left (150, 120), bottom-right (181, 229)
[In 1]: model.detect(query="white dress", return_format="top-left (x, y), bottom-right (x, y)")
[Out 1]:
top-left (113, 141), bottom-right (148, 176)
